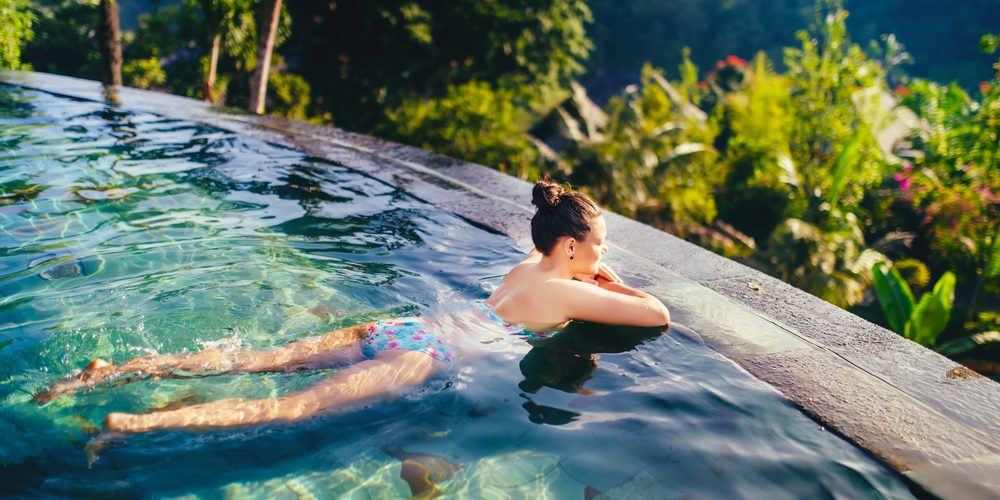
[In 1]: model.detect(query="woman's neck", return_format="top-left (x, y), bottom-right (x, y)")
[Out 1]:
top-left (537, 254), bottom-right (573, 280)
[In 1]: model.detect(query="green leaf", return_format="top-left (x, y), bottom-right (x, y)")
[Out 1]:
top-left (904, 271), bottom-right (955, 346)
top-left (986, 231), bottom-right (1000, 278)
top-left (826, 130), bottom-right (862, 211)
top-left (936, 331), bottom-right (1000, 356)
top-left (979, 34), bottom-right (999, 55)
top-left (871, 261), bottom-right (915, 334)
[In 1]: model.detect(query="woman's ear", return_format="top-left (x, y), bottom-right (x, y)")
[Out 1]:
top-left (562, 237), bottom-right (576, 258)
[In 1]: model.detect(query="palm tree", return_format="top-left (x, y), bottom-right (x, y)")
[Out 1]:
top-left (248, 0), bottom-right (282, 114)
top-left (97, 0), bottom-right (122, 86)
top-left (197, 0), bottom-right (231, 102)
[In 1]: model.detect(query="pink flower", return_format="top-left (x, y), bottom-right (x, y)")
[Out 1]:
top-left (387, 341), bottom-right (400, 349)
top-left (893, 172), bottom-right (906, 182)
top-left (726, 55), bottom-right (748, 67)
top-left (411, 335), bottom-right (424, 341)
top-left (900, 178), bottom-right (912, 191)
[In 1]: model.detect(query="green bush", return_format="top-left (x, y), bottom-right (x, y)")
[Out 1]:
top-left (123, 56), bottom-right (166, 89)
top-left (267, 71), bottom-right (310, 120)
top-left (380, 81), bottom-right (542, 178)
top-left (0, 0), bottom-right (34, 69)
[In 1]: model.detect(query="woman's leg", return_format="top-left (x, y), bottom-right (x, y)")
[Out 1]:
top-left (34, 323), bottom-right (373, 402)
top-left (102, 349), bottom-right (439, 433)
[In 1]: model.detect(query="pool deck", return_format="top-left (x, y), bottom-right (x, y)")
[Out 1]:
top-left (3, 71), bottom-right (998, 499)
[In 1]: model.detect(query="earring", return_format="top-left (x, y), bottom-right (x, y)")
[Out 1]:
top-left (569, 254), bottom-right (574, 260)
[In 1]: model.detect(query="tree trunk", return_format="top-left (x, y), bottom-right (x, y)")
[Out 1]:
top-left (248, 0), bottom-right (282, 114)
top-left (97, 0), bottom-right (122, 86)
top-left (204, 33), bottom-right (221, 102)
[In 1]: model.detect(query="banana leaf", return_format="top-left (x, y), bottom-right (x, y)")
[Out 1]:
top-left (871, 261), bottom-right (915, 334)
top-left (904, 271), bottom-right (955, 347)
top-left (826, 130), bottom-right (862, 211)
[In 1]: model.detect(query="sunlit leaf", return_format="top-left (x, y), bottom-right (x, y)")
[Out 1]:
top-left (986, 232), bottom-right (1000, 278)
top-left (904, 271), bottom-right (955, 346)
top-left (826, 130), bottom-right (862, 211)
top-left (872, 261), bottom-right (915, 334)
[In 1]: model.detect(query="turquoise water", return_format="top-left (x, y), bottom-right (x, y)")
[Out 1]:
top-left (0, 85), bottom-right (914, 497)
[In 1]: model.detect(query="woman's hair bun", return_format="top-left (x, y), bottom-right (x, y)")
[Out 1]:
top-left (532, 179), bottom-right (564, 212)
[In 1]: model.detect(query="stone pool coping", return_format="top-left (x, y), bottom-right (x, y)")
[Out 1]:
top-left (3, 71), bottom-right (998, 499)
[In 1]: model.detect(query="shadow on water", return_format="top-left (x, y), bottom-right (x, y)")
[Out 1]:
top-left (519, 322), bottom-right (665, 425)
top-left (0, 84), bottom-right (36, 119)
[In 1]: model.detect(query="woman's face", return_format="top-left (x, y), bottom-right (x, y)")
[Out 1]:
top-left (571, 215), bottom-right (608, 275)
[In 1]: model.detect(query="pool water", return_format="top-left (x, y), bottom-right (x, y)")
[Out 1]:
top-left (0, 85), bottom-right (914, 497)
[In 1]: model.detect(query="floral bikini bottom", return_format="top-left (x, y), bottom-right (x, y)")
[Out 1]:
top-left (360, 317), bottom-right (455, 365)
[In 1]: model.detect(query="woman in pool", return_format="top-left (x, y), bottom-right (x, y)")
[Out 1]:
top-left (35, 180), bottom-right (670, 433)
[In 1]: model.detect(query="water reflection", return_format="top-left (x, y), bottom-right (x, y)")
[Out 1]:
top-left (518, 323), bottom-right (664, 425)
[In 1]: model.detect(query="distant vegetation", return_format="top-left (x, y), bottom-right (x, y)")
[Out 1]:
top-left (1, 0), bottom-right (997, 376)
top-left (0, 0), bottom-right (34, 69)
top-left (585, 0), bottom-right (999, 96)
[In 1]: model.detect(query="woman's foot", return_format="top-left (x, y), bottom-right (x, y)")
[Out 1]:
top-left (32, 359), bottom-right (118, 403)
top-left (84, 426), bottom-right (128, 467)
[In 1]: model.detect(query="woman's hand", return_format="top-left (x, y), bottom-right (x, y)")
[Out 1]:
top-left (573, 264), bottom-right (622, 287)
top-left (596, 263), bottom-right (623, 284)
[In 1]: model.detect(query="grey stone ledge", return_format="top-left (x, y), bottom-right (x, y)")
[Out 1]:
top-left (3, 71), bottom-right (998, 498)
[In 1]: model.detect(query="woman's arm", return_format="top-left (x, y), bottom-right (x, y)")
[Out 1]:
top-left (550, 280), bottom-right (670, 327)
top-left (597, 280), bottom-right (652, 299)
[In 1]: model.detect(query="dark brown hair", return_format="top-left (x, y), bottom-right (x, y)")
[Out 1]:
top-left (531, 179), bottom-right (601, 255)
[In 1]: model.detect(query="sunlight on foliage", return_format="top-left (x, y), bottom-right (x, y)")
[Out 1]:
top-left (0, 0), bottom-right (34, 69)
top-left (123, 56), bottom-right (166, 89)
top-left (380, 81), bottom-right (542, 179)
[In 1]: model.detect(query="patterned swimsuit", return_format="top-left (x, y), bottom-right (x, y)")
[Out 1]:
top-left (360, 301), bottom-right (554, 365)
top-left (361, 317), bottom-right (455, 365)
